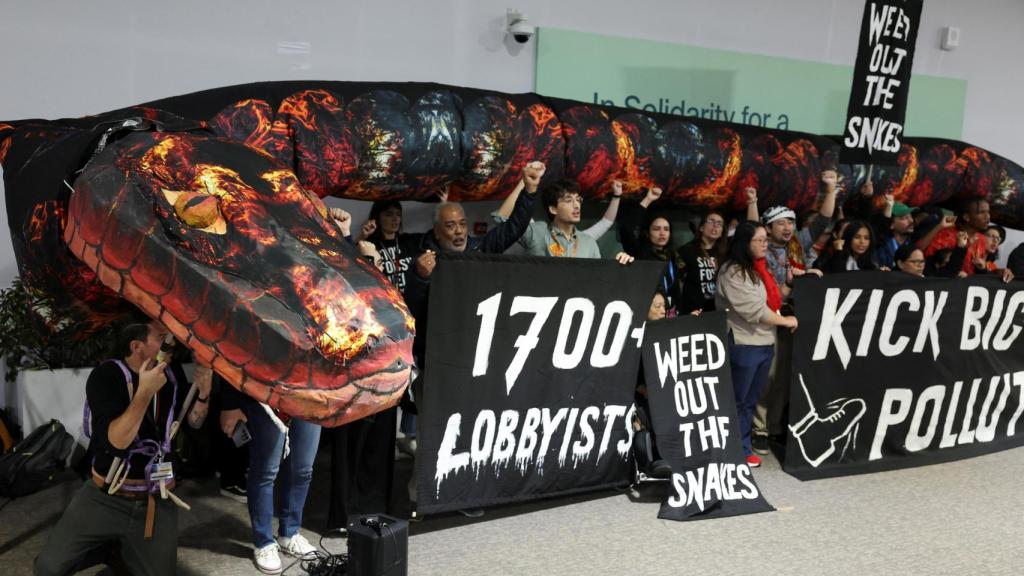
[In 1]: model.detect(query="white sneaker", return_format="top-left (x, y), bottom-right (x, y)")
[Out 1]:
top-left (254, 543), bottom-right (282, 575)
top-left (278, 532), bottom-right (317, 559)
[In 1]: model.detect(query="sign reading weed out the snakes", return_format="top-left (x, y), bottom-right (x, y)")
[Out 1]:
top-left (640, 312), bottom-right (774, 520)
top-left (785, 273), bottom-right (1024, 480)
top-left (840, 0), bottom-right (923, 164)
top-left (416, 253), bottom-right (664, 515)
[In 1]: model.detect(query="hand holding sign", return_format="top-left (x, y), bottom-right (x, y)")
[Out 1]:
top-left (641, 313), bottom-right (774, 520)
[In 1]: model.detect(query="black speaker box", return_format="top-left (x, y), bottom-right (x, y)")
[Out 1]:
top-left (347, 514), bottom-right (408, 576)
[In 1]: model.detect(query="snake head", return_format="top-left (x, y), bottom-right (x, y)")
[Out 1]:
top-left (65, 131), bottom-right (414, 426)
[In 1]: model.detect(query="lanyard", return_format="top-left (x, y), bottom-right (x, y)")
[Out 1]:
top-left (112, 360), bottom-right (178, 451)
top-left (111, 360), bottom-right (179, 493)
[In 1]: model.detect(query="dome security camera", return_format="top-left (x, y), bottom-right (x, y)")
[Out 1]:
top-left (507, 9), bottom-right (534, 44)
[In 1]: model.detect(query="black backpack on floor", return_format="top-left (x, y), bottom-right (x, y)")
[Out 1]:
top-left (0, 419), bottom-right (75, 497)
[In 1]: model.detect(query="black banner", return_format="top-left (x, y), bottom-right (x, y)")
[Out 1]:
top-left (642, 313), bottom-right (774, 520)
top-left (840, 0), bottom-right (922, 165)
top-left (785, 273), bottom-right (1024, 480)
top-left (417, 253), bottom-right (665, 514)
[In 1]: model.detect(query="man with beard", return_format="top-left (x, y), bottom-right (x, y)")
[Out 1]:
top-left (875, 194), bottom-right (917, 269)
top-left (406, 161), bottom-right (542, 364)
top-left (401, 162), bottom-right (541, 518)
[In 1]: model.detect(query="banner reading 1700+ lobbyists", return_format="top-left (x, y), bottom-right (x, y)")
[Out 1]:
top-left (786, 273), bottom-right (1024, 480)
top-left (417, 253), bottom-right (665, 514)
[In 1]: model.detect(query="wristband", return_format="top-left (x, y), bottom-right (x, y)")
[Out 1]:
top-left (196, 395), bottom-right (209, 404)
top-left (612, 194), bottom-right (622, 198)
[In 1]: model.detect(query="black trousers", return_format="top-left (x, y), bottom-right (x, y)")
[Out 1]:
top-left (34, 481), bottom-right (178, 576)
top-left (325, 406), bottom-right (397, 530)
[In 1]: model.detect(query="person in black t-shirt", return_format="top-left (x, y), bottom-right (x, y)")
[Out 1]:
top-left (356, 200), bottom-right (423, 295)
top-left (677, 210), bottom-right (727, 314)
top-left (34, 319), bottom-right (212, 576)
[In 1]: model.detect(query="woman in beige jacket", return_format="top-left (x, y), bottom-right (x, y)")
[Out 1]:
top-left (715, 221), bottom-right (799, 468)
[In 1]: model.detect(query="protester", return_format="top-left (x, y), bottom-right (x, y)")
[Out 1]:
top-left (814, 220), bottom-right (881, 273)
top-left (220, 386), bottom-right (320, 573)
top-left (875, 194), bottom-right (916, 269)
top-left (894, 244), bottom-right (926, 277)
top-left (748, 185), bottom-right (823, 456)
top-left (493, 174), bottom-right (622, 244)
top-left (618, 187), bottom-right (686, 313)
top-left (747, 169), bottom-right (836, 292)
top-left (921, 199), bottom-right (990, 276)
top-left (401, 162), bottom-right (543, 519)
top-left (513, 168), bottom-right (633, 263)
top-left (977, 224), bottom-right (1015, 282)
top-left (926, 229), bottom-right (970, 278)
top-left (631, 290), bottom-right (673, 479)
top-left (676, 210), bottom-right (727, 314)
top-left (35, 318), bottom-right (212, 576)
top-left (354, 199), bottom-right (429, 294)
top-left (715, 221), bottom-right (798, 468)
top-left (984, 224), bottom-right (1005, 267)
top-left (356, 211), bottom-right (417, 457)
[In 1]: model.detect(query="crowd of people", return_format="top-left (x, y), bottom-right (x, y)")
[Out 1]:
top-left (34, 160), bottom-right (1024, 575)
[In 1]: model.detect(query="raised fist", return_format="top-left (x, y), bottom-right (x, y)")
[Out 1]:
top-left (330, 208), bottom-right (352, 236)
top-left (821, 170), bottom-right (838, 189)
top-left (522, 161), bottom-right (546, 193)
top-left (744, 187), bottom-right (758, 205)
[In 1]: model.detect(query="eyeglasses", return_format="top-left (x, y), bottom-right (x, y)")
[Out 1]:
top-left (705, 220), bottom-right (725, 228)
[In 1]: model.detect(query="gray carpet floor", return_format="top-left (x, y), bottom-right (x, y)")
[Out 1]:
top-left (2, 445), bottom-right (1023, 576)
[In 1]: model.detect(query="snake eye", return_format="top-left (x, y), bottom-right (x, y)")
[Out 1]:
top-left (162, 189), bottom-right (227, 234)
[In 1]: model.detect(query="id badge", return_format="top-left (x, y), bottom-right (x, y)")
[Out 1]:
top-left (149, 461), bottom-right (174, 481)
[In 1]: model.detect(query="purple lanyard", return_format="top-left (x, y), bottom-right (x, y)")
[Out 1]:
top-left (110, 360), bottom-right (178, 492)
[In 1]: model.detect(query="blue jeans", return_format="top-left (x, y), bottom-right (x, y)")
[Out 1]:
top-left (729, 338), bottom-right (775, 456)
top-left (242, 401), bottom-right (321, 548)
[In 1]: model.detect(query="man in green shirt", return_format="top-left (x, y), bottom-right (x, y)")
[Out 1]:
top-left (510, 163), bottom-right (632, 263)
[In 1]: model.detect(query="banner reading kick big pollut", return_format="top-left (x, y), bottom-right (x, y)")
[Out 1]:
top-left (840, 0), bottom-right (923, 165)
top-left (417, 253), bottom-right (665, 514)
top-left (642, 312), bottom-right (773, 520)
top-left (785, 273), bottom-right (1024, 480)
